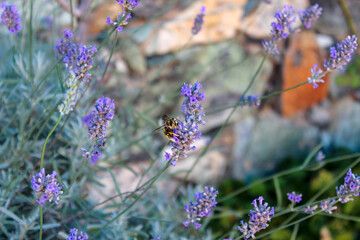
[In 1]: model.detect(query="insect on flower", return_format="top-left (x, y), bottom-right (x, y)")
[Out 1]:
top-left (153, 115), bottom-right (181, 140)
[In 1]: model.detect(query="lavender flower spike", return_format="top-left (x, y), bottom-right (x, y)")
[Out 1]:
top-left (164, 81), bottom-right (205, 166)
top-left (320, 199), bottom-right (337, 214)
top-left (58, 72), bottom-right (79, 115)
top-left (299, 4), bottom-right (322, 29)
top-left (262, 5), bottom-right (296, 55)
top-left (324, 35), bottom-right (358, 71)
top-left (192, 6), bottom-right (206, 35)
top-left (73, 44), bottom-right (97, 82)
top-left (238, 196), bottom-right (275, 239)
top-left (287, 191), bottom-right (302, 203)
top-left (303, 205), bottom-right (318, 214)
top-left (82, 96), bottom-right (115, 164)
top-left (1, 2), bottom-right (21, 34)
top-left (31, 168), bottom-right (64, 205)
top-left (336, 168), bottom-right (360, 203)
top-left (183, 186), bottom-right (218, 229)
top-left (67, 228), bottom-right (88, 240)
top-left (54, 29), bottom-right (77, 66)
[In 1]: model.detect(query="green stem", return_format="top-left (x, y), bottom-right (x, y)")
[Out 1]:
top-left (39, 206), bottom-right (43, 240)
top-left (40, 115), bottom-right (63, 169)
top-left (338, 0), bottom-right (359, 41)
top-left (101, 31), bottom-right (118, 81)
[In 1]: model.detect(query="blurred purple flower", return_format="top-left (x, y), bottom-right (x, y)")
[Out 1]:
top-left (287, 191), bottom-right (302, 203)
top-left (192, 6), bottom-right (206, 35)
top-left (336, 168), bottom-right (360, 203)
top-left (1, 2), bottom-right (21, 34)
top-left (299, 4), bottom-right (322, 29)
top-left (67, 228), bottom-right (88, 240)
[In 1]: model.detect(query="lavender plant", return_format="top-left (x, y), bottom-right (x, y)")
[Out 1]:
top-left (1, 0), bottom-right (360, 239)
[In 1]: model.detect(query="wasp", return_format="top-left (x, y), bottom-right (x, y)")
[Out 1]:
top-left (153, 115), bottom-right (181, 140)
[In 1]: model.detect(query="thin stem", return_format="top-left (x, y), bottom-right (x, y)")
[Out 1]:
top-left (101, 31), bottom-right (118, 81)
top-left (93, 161), bottom-right (171, 237)
top-left (40, 115), bottom-right (63, 169)
top-left (39, 206), bottom-right (43, 240)
top-left (338, 0), bottom-right (359, 46)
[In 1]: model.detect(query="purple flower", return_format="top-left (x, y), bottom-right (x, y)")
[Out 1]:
top-left (116, 0), bottom-right (139, 10)
top-left (263, 5), bottom-right (296, 55)
top-left (299, 4), bottom-right (322, 29)
top-left (82, 96), bottom-right (115, 164)
top-left (191, 6), bottom-right (206, 35)
top-left (324, 35), bottom-right (358, 71)
top-left (183, 186), bottom-right (218, 229)
top-left (106, 11), bottom-right (132, 32)
top-left (54, 29), bottom-right (78, 65)
top-left (320, 199), bottom-right (337, 214)
top-left (287, 191), bottom-right (302, 203)
top-left (67, 228), bottom-right (88, 240)
top-left (307, 64), bottom-right (324, 88)
top-left (238, 196), bottom-right (274, 240)
top-left (336, 168), bottom-right (360, 203)
top-left (31, 168), bottom-right (63, 205)
top-left (1, 2), bottom-right (21, 34)
top-left (316, 151), bottom-right (325, 162)
top-left (240, 94), bottom-right (261, 107)
top-left (165, 81), bottom-right (205, 166)
top-left (73, 44), bottom-right (97, 82)
top-left (303, 205), bottom-right (318, 214)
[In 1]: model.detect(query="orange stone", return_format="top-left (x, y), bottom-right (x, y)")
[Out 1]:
top-left (282, 31), bottom-right (329, 117)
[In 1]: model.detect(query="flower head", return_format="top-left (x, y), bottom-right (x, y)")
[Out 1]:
top-left (73, 44), bottom-right (97, 82)
top-left (299, 4), bottom-right (322, 29)
top-left (320, 199), bottom-right (337, 214)
top-left (1, 2), bottom-right (21, 34)
top-left (67, 228), bottom-right (88, 240)
top-left (240, 94), bottom-right (261, 107)
top-left (106, 11), bottom-right (132, 32)
top-left (238, 196), bottom-right (275, 239)
top-left (58, 72), bottom-right (79, 115)
top-left (165, 81), bottom-right (205, 166)
top-left (183, 186), bottom-right (218, 229)
top-left (287, 191), bottom-right (302, 203)
top-left (54, 29), bottom-right (78, 65)
top-left (324, 35), bottom-right (358, 71)
top-left (31, 168), bottom-right (63, 205)
top-left (263, 5), bottom-right (296, 54)
top-left (116, 0), bottom-right (139, 11)
top-left (192, 6), bottom-right (206, 35)
top-left (82, 96), bottom-right (115, 164)
top-left (307, 64), bottom-right (324, 88)
top-left (303, 204), bottom-right (318, 214)
top-left (336, 168), bottom-right (360, 203)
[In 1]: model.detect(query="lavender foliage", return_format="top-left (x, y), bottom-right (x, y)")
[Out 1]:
top-left (183, 186), bottom-right (218, 229)
top-left (0, 2), bottom-right (21, 34)
top-left (299, 4), bottom-right (322, 29)
top-left (164, 81), bottom-right (205, 166)
top-left (67, 228), bottom-right (88, 240)
top-left (336, 168), bottom-right (360, 203)
top-left (31, 168), bottom-right (63, 205)
top-left (82, 96), bottom-right (115, 164)
top-left (238, 196), bottom-right (275, 239)
top-left (192, 6), bottom-right (206, 35)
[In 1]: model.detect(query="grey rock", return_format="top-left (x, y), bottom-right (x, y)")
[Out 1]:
top-left (330, 97), bottom-right (360, 152)
top-left (232, 109), bottom-right (320, 180)
top-left (118, 38), bottom-right (147, 75)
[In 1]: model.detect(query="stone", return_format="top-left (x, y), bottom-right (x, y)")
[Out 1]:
top-left (232, 108), bottom-right (320, 180)
top-left (118, 39), bottom-right (147, 75)
top-left (330, 97), bottom-right (360, 152)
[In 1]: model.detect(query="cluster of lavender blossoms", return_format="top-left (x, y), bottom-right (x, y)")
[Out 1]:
top-left (336, 168), bottom-right (360, 203)
top-left (287, 191), bottom-right (302, 203)
top-left (183, 186), bottom-right (218, 229)
top-left (240, 94), bottom-right (261, 108)
top-left (31, 168), bottom-right (63, 205)
top-left (263, 4), bottom-right (322, 55)
top-left (308, 35), bottom-right (358, 88)
top-left (54, 29), bottom-right (97, 115)
top-left (81, 96), bottom-right (115, 164)
top-left (298, 4), bottom-right (322, 29)
top-left (191, 6), bottom-right (206, 35)
top-left (67, 228), bottom-right (88, 240)
top-left (164, 81), bottom-right (205, 166)
top-left (0, 2), bottom-right (21, 34)
top-left (238, 196), bottom-right (275, 239)
top-left (106, 0), bottom-right (139, 32)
